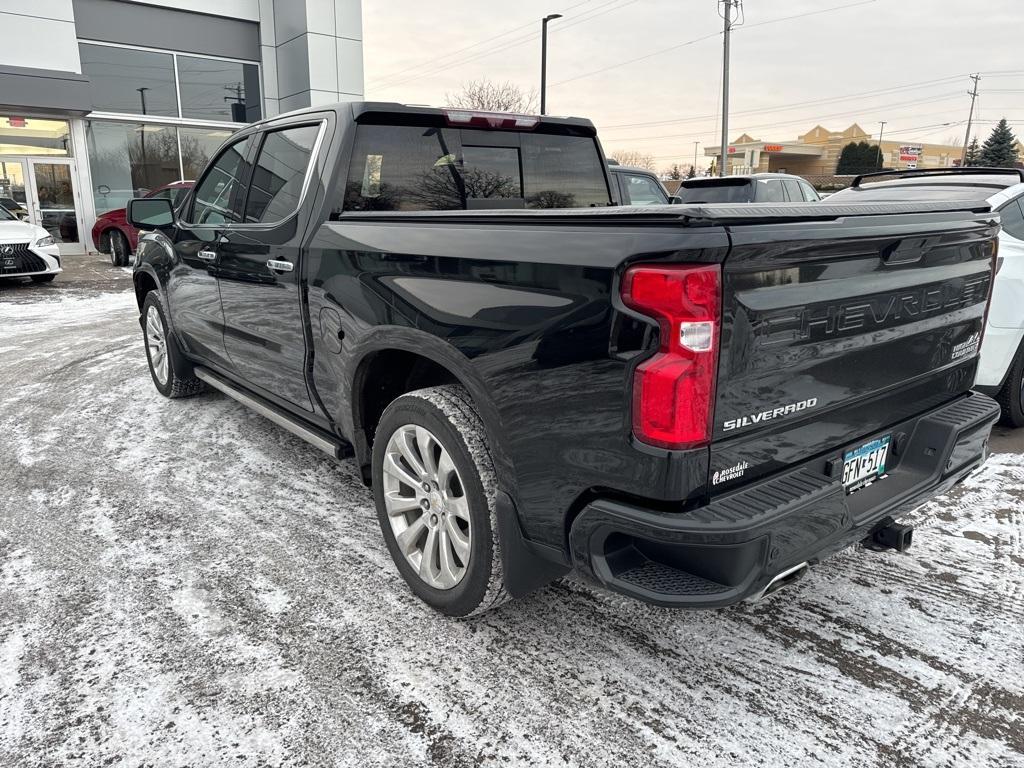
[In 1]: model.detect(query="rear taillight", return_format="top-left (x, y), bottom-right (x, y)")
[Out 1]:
top-left (443, 109), bottom-right (540, 130)
top-left (621, 264), bottom-right (721, 450)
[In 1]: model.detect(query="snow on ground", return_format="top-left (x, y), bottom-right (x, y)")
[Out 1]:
top-left (1, 264), bottom-right (1023, 767)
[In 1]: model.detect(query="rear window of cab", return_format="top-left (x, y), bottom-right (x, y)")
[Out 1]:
top-left (337, 124), bottom-right (611, 213)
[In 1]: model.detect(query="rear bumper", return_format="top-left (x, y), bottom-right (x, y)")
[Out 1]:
top-left (569, 392), bottom-right (1000, 608)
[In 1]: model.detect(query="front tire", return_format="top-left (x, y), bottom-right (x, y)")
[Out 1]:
top-left (141, 292), bottom-right (203, 399)
top-left (372, 385), bottom-right (509, 617)
top-left (996, 347), bottom-right (1024, 428)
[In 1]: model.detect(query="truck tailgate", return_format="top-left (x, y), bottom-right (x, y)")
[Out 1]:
top-left (708, 206), bottom-right (998, 494)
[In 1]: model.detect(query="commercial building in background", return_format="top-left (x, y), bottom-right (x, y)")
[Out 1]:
top-left (704, 123), bottom-right (1023, 180)
top-left (0, 0), bottom-right (364, 256)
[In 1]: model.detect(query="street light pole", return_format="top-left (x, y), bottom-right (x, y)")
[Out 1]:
top-left (693, 141), bottom-right (700, 175)
top-left (540, 14), bottom-right (562, 115)
top-left (876, 120), bottom-right (887, 169)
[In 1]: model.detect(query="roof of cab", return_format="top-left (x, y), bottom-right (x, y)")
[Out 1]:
top-left (257, 100), bottom-right (597, 133)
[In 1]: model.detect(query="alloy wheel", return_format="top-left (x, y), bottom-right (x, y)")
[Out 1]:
top-left (145, 304), bottom-right (169, 385)
top-left (381, 424), bottom-right (472, 590)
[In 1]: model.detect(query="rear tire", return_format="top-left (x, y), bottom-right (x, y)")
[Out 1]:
top-left (371, 385), bottom-right (509, 617)
top-left (30, 274), bottom-right (56, 283)
top-left (996, 346), bottom-right (1024, 428)
top-left (141, 291), bottom-right (203, 399)
top-left (109, 230), bottom-right (130, 267)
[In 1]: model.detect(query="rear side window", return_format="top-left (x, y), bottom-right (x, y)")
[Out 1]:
top-left (338, 124), bottom-right (610, 213)
top-left (999, 198), bottom-right (1024, 240)
top-left (191, 136), bottom-right (254, 225)
top-left (782, 179), bottom-right (802, 202)
top-left (798, 181), bottom-right (819, 202)
top-left (622, 173), bottom-right (668, 205)
top-left (756, 179), bottom-right (786, 202)
top-left (244, 124), bottom-right (320, 223)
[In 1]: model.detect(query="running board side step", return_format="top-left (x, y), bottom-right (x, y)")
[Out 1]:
top-left (194, 366), bottom-right (351, 459)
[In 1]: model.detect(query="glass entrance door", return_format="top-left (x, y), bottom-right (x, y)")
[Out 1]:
top-left (27, 158), bottom-right (83, 254)
top-left (0, 158), bottom-right (30, 221)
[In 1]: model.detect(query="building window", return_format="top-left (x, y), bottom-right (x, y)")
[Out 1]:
top-left (86, 121), bottom-right (180, 213)
top-left (178, 55), bottom-right (261, 123)
top-left (78, 42), bottom-right (261, 124)
top-left (79, 43), bottom-right (178, 118)
top-left (179, 127), bottom-right (237, 180)
top-left (86, 120), bottom-right (237, 214)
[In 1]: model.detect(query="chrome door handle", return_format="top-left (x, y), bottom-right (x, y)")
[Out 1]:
top-left (266, 259), bottom-right (294, 273)
top-left (197, 249), bottom-right (217, 262)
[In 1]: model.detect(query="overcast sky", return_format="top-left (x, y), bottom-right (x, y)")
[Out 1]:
top-left (361, 0), bottom-right (1024, 171)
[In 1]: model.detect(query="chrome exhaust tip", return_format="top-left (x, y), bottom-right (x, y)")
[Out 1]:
top-left (750, 561), bottom-right (809, 602)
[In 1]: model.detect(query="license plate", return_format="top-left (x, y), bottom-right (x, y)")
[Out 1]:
top-left (2, 258), bottom-right (13, 269)
top-left (842, 435), bottom-right (891, 493)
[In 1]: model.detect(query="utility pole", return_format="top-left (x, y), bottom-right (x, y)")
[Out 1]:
top-left (718, 0), bottom-right (738, 177)
top-left (540, 14), bottom-right (562, 115)
top-left (961, 73), bottom-right (981, 165)
top-left (876, 120), bottom-right (887, 169)
top-left (693, 141), bottom-right (700, 174)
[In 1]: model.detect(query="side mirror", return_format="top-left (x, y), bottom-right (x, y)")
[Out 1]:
top-left (668, 195), bottom-right (682, 205)
top-left (127, 197), bottom-right (175, 229)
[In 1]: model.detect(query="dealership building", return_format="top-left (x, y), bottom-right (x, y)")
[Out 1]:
top-left (706, 123), bottom-right (973, 178)
top-left (0, 0), bottom-right (364, 255)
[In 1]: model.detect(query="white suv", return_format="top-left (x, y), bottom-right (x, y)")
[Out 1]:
top-left (828, 169), bottom-right (1024, 427)
top-left (0, 205), bottom-right (61, 283)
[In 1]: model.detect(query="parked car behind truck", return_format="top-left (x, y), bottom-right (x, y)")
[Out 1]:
top-left (828, 168), bottom-right (1024, 427)
top-left (607, 162), bottom-right (670, 205)
top-left (92, 181), bottom-right (193, 266)
top-left (675, 172), bottom-right (820, 203)
top-left (129, 102), bottom-right (1000, 617)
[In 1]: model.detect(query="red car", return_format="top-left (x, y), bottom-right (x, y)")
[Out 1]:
top-left (92, 181), bottom-right (193, 266)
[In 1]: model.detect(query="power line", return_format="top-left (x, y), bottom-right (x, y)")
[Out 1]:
top-left (549, 31), bottom-right (720, 88)
top-left (738, 0), bottom-right (877, 30)
top-left (365, 0), bottom-right (596, 86)
top-left (369, 0), bottom-right (642, 92)
top-left (603, 92), bottom-right (965, 143)
top-left (552, 0), bottom-right (879, 92)
top-left (599, 76), bottom-right (969, 132)
top-left (642, 121), bottom-right (968, 162)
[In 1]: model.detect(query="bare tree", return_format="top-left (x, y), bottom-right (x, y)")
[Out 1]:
top-left (609, 150), bottom-right (656, 170)
top-left (445, 79), bottom-right (538, 113)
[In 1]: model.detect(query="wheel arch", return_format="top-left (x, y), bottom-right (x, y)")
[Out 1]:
top-left (132, 267), bottom-right (159, 312)
top-left (347, 332), bottom-right (514, 492)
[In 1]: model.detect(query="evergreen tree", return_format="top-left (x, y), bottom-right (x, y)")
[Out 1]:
top-left (978, 119), bottom-right (1020, 167)
top-left (836, 141), bottom-right (883, 174)
top-left (963, 137), bottom-right (981, 166)
top-left (668, 164), bottom-right (682, 180)
top-left (686, 164), bottom-right (697, 179)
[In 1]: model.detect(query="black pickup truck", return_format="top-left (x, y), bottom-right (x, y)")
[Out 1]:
top-left (128, 102), bottom-right (1001, 616)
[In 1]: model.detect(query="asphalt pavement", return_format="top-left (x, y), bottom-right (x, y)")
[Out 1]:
top-left (1, 257), bottom-right (1022, 767)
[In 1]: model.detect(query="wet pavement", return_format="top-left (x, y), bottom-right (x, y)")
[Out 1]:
top-left (1, 257), bottom-right (1022, 767)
